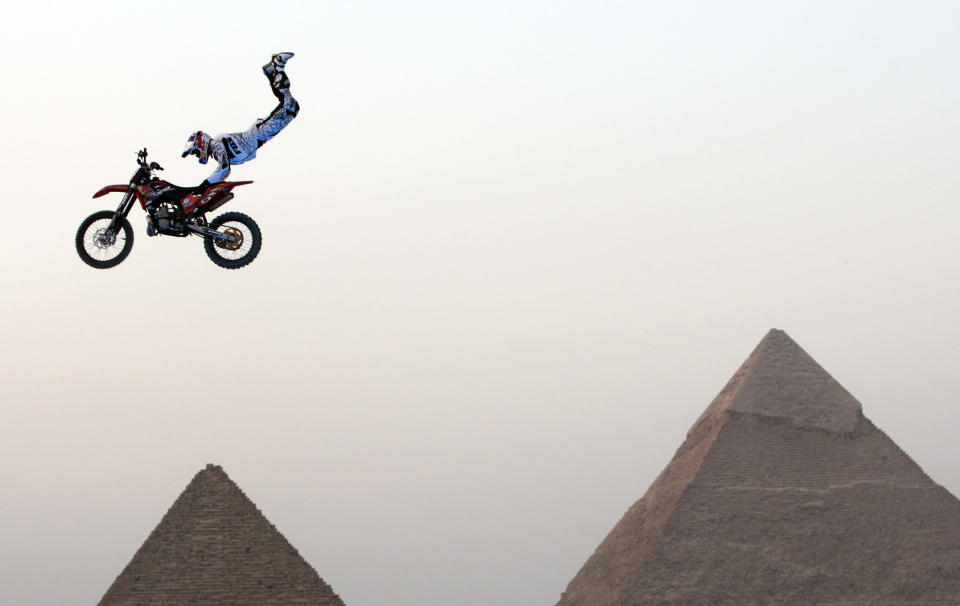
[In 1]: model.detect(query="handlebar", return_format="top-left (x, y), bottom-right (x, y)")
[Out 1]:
top-left (136, 148), bottom-right (163, 171)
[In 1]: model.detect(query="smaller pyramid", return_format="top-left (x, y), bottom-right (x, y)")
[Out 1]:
top-left (97, 464), bottom-right (346, 606)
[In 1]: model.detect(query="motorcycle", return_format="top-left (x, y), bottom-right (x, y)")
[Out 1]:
top-left (76, 148), bottom-right (262, 269)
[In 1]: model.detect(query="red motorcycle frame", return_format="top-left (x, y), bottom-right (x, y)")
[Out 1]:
top-left (92, 180), bottom-right (252, 217)
top-left (76, 148), bottom-right (263, 269)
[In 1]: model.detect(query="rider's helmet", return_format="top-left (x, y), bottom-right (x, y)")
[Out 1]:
top-left (181, 131), bottom-right (212, 164)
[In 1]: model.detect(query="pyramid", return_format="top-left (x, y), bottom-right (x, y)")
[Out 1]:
top-left (556, 329), bottom-right (960, 605)
top-left (97, 464), bottom-right (346, 606)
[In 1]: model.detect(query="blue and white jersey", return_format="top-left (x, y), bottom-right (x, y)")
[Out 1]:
top-left (205, 124), bottom-right (261, 184)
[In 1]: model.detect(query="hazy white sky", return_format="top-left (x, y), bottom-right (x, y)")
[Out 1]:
top-left (2, 2), bottom-right (959, 605)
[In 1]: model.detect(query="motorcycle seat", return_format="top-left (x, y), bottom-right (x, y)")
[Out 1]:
top-left (157, 184), bottom-right (200, 204)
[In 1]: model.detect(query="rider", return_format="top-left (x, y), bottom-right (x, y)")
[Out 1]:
top-left (181, 52), bottom-right (300, 189)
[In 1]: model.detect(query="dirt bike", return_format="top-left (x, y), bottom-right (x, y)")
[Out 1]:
top-left (76, 148), bottom-right (262, 269)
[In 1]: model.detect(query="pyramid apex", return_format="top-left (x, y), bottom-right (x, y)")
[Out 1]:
top-left (716, 329), bottom-right (862, 433)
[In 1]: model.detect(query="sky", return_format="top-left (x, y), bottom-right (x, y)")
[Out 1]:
top-left (1, 1), bottom-right (959, 605)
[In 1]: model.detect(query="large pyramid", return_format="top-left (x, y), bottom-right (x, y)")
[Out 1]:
top-left (556, 329), bottom-right (960, 605)
top-left (97, 464), bottom-right (346, 606)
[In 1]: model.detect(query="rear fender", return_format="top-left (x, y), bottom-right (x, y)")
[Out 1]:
top-left (193, 180), bottom-right (254, 215)
top-left (210, 180), bottom-right (253, 195)
top-left (93, 184), bottom-right (130, 199)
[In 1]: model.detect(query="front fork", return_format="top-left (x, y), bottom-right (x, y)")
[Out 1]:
top-left (107, 189), bottom-right (137, 233)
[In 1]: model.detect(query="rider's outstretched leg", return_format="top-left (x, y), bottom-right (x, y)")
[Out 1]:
top-left (256, 53), bottom-right (299, 147)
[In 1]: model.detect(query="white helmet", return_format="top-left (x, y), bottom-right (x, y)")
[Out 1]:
top-left (181, 131), bottom-right (212, 164)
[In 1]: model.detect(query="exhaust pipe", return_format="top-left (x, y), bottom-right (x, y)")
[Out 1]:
top-left (206, 193), bottom-right (234, 213)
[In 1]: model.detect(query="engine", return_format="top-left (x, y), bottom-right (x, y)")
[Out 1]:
top-left (155, 202), bottom-right (184, 232)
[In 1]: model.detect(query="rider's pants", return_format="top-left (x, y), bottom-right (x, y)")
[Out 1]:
top-left (255, 73), bottom-right (300, 147)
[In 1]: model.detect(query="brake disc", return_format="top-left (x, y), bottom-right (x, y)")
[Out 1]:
top-left (93, 228), bottom-right (116, 248)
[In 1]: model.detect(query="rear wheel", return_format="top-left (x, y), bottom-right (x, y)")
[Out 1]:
top-left (76, 210), bottom-right (134, 269)
top-left (204, 211), bottom-right (262, 269)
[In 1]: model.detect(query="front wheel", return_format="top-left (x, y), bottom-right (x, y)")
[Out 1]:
top-left (76, 210), bottom-right (134, 269)
top-left (204, 211), bottom-right (262, 269)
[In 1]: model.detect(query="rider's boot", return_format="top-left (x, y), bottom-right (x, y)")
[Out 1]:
top-left (262, 52), bottom-right (294, 79)
top-left (269, 70), bottom-right (291, 92)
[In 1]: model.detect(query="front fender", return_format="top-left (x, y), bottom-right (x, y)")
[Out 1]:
top-left (93, 184), bottom-right (130, 199)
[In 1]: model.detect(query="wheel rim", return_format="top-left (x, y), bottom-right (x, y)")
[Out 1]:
top-left (83, 219), bottom-right (127, 262)
top-left (213, 221), bottom-right (254, 260)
